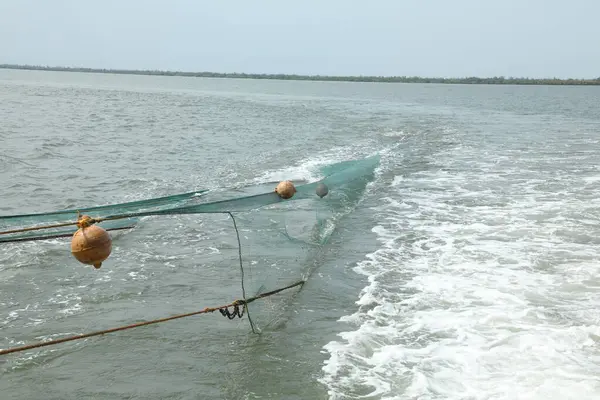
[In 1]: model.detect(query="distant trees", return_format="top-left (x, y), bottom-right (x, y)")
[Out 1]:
top-left (1, 64), bottom-right (598, 86)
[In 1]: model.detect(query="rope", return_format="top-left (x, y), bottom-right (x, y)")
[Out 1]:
top-left (0, 220), bottom-right (79, 235)
top-left (0, 280), bottom-right (304, 357)
top-left (0, 225), bottom-right (135, 243)
top-left (0, 212), bottom-right (102, 236)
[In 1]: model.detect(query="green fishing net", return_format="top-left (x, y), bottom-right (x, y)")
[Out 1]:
top-left (0, 155), bottom-right (379, 331)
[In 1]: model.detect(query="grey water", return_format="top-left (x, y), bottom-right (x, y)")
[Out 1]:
top-left (1, 69), bottom-right (600, 400)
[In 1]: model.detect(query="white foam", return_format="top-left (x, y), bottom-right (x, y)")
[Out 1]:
top-left (582, 175), bottom-right (600, 184)
top-left (320, 144), bottom-right (600, 399)
top-left (382, 130), bottom-right (407, 138)
top-left (253, 146), bottom-right (360, 184)
top-left (251, 143), bottom-right (395, 187)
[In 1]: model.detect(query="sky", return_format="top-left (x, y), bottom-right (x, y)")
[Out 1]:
top-left (0, 0), bottom-right (598, 78)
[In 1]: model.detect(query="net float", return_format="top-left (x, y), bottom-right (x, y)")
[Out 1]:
top-left (275, 180), bottom-right (296, 199)
top-left (70, 215), bottom-right (112, 269)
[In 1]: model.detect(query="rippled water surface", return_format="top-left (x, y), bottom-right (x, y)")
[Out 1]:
top-left (1, 69), bottom-right (600, 399)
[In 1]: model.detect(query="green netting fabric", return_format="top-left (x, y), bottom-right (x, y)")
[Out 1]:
top-left (104, 154), bottom-right (380, 217)
top-left (0, 189), bottom-right (208, 224)
top-left (0, 155), bottom-right (379, 244)
top-left (0, 189), bottom-right (208, 243)
top-left (0, 155), bottom-right (380, 333)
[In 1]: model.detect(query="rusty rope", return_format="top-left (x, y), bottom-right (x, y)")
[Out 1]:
top-left (0, 279), bottom-right (305, 357)
top-left (0, 213), bottom-right (105, 236)
top-left (0, 225), bottom-right (135, 243)
top-left (0, 220), bottom-right (80, 235)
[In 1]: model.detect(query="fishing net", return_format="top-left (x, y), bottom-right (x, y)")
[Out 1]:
top-left (0, 155), bottom-right (379, 333)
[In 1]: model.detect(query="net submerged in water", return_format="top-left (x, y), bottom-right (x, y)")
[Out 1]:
top-left (0, 155), bottom-right (380, 352)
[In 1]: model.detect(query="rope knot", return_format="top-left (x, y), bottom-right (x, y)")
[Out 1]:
top-left (76, 213), bottom-right (98, 229)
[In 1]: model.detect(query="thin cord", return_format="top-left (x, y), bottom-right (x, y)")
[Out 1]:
top-left (226, 211), bottom-right (257, 333)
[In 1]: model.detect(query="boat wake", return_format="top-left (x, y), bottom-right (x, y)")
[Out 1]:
top-left (320, 130), bottom-right (600, 400)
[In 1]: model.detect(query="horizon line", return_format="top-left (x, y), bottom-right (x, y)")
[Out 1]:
top-left (1, 63), bottom-right (599, 86)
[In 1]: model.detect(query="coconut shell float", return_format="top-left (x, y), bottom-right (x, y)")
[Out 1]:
top-left (71, 215), bottom-right (112, 269)
top-left (275, 180), bottom-right (296, 199)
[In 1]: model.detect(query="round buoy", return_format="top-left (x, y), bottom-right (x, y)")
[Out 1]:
top-left (315, 183), bottom-right (329, 198)
top-left (71, 218), bottom-right (112, 269)
top-left (275, 180), bottom-right (296, 199)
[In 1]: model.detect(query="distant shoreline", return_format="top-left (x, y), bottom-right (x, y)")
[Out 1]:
top-left (1, 64), bottom-right (599, 86)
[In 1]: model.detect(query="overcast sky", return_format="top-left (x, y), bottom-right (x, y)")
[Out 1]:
top-left (0, 0), bottom-right (598, 78)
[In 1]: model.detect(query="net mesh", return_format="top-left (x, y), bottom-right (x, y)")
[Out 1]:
top-left (0, 155), bottom-right (380, 331)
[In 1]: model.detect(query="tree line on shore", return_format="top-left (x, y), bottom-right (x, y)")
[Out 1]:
top-left (2, 64), bottom-right (599, 86)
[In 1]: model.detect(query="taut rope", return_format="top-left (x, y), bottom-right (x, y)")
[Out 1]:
top-left (0, 280), bottom-right (305, 357)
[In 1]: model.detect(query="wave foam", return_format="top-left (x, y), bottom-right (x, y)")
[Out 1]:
top-left (320, 143), bottom-right (600, 399)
